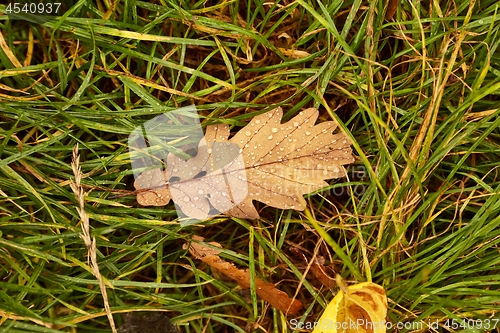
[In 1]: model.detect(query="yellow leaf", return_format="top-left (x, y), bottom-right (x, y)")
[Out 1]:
top-left (312, 279), bottom-right (388, 333)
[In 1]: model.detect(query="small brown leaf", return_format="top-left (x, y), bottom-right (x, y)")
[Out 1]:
top-left (184, 236), bottom-right (303, 314)
top-left (385, 0), bottom-right (398, 20)
top-left (134, 107), bottom-right (355, 219)
top-left (290, 247), bottom-right (335, 291)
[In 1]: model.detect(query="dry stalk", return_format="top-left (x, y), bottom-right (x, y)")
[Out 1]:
top-left (70, 144), bottom-right (117, 333)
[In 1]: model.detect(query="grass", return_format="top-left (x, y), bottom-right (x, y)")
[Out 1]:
top-left (1, 0), bottom-right (500, 332)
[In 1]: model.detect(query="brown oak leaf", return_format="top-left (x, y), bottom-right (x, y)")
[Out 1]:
top-left (134, 107), bottom-right (355, 219)
top-left (183, 236), bottom-right (303, 314)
